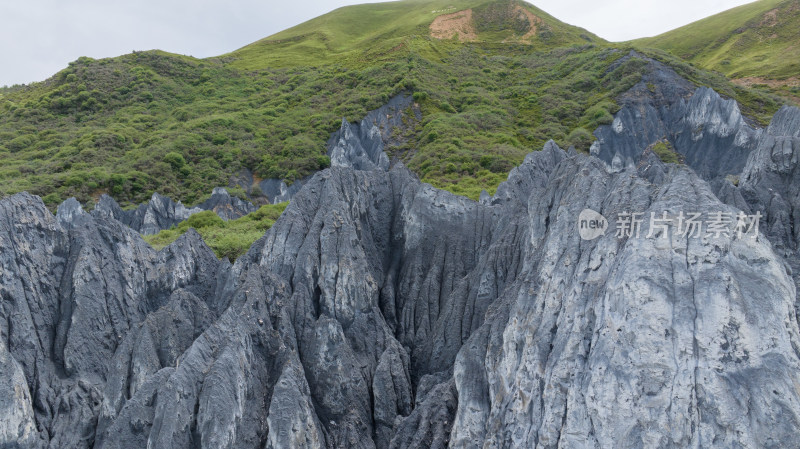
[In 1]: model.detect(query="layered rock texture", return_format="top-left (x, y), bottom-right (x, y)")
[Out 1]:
top-left (4, 73), bottom-right (800, 447)
top-left (327, 94), bottom-right (417, 171)
top-left (591, 51), bottom-right (762, 180)
top-left (82, 187), bottom-right (256, 235)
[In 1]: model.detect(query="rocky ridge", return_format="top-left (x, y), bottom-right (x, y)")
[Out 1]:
top-left (76, 186), bottom-right (256, 236)
top-left (591, 51), bottom-right (762, 180)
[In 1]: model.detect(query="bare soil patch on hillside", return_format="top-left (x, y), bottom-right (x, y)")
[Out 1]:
top-left (733, 76), bottom-right (800, 89)
top-left (515, 6), bottom-right (542, 40)
top-left (430, 9), bottom-right (477, 42)
top-left (760, 8), bottom-right (779, 27)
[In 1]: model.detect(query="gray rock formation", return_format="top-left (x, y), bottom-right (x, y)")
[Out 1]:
top-left (198, 187), bottom-right (257, 221)
top-left (767, 105), bottom-right (800, 138)
top-left (0, 192), bottom-right (225, 448)
top-left (453, 153), bottom-right (800, 449)
top-left (591, 52), bottom-right (762, 180)
top-left (636, 145), bottom-right (669, 185)
top-left (710, 104), bottom-right (800, 327)
top-left (327, 94), bottom-right (417, 171)
top-left (5, 55), bottom-right (800, 447)
top-left (83, 187), bottom-right (256, 235)
top-left (91, 192), bottom-right (204, 235)
top-left (735, 106), bottom-right (800, 255)
top-left (258, 177), bottom-right (309, 205)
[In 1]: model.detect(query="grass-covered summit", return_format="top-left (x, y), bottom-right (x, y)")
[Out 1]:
top-left (226, 0), bottom-right (600, 69)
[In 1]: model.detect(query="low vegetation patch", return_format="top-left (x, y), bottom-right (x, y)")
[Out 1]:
top-left (144, 202), bottom-right (288, 260)
top-left (649, 140), bottom-right (681, 164)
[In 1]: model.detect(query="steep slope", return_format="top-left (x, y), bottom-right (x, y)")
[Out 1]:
top-left (5, 1), bottom-right (800, 447)
top-left (716, 105), bottom-right (800, 312)
top-left (0, 44), bottom-right (639, 207)
top-left (634, 0), bottom-right (800, 82)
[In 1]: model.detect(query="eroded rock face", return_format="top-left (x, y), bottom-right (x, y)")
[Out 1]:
top-left (85, 187), bottom-right (256, 235)
top-left (0, 193), bottom-right (225, 448)
top-left (591, 52), bottom-right (762, 180)
top-left (4, 57), bottom-right (800, 447)
top-left (327, 94), bottom-right (417, 171)
top-left (3, 121), bottom-right (800, 447)
top-left (91, 192), bottom-right (204, 235)
top-left (198, 187), bottom-right (257, 221)
top-left (258, 177), bottom-right (309, 205)
top-left (736, 105), bottom-right (800, 252)
top-left (713, 105), bottom-right (800, 324)
top-left (450, 156), bottom-right (800, 449)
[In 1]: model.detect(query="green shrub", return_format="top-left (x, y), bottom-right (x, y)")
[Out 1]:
top-left (316, 155), bottom-right (331, 169)
top-left (163, 152), bottom-right (186, 170)
top-left (651, 140), bottom-right (680, 164)
top-left (181, 210), bottom-right (225, 230)
top-left (0, 41), bottom-right (785, 209)
top-left (567, 127), bottom-right (593, 151)
top-left (7, 135), bottom-right (34, 152)
top-left (42, 193), bottom-right (62, 207)
top-left (144, 202), bottom-right (288, 260)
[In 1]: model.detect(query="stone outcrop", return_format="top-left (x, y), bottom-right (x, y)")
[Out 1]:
top-left (78, 187), bottom-right (256, 235)
top-left (0, 192), bottom-right (225, 448)
top-left (591, 52), bottom-right (762, 180)
top-left (327, 94), bottom-right (417, 171)
top-left (92, 191), bottom-right (203, 235)
top-left (735, 105), bottom-right (800, 255)
top-left (258, 177), bottom-right (309, 205)
top-left (198, 187), bottom-right (257, 221)
top-left (710, 104), bottom-right (800, 324)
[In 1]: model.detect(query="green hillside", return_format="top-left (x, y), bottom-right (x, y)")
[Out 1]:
top-left (0, 0), bottom-right (789, 212)
top-left (634, 0), bottom-right (800, 85)
top-left (226, 0), bottom-right (600, 69)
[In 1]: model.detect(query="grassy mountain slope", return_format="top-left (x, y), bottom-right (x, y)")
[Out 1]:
top-left (634, 0), bottom-right (800, 84)
top-left (0, 0), bottom-right (790, 213)
top-left (226, 0), bottom-right (600, 69)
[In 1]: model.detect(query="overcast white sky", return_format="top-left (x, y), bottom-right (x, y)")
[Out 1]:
top-left (0, 0), bottom-right (755, 87)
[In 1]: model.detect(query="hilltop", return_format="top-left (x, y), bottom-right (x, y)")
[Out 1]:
top-left (225, 0), bottom-right (600, 69)
top-left (634, 0), bottom-right (800, 94)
